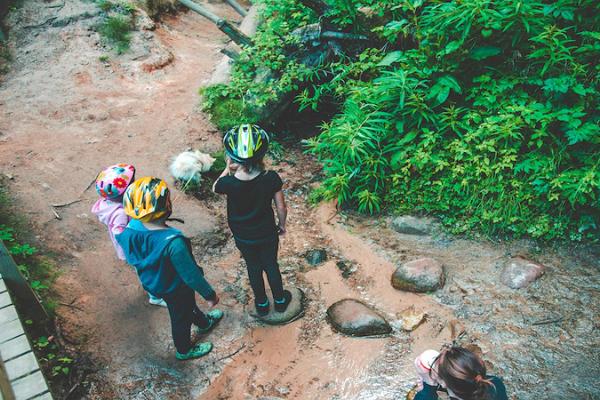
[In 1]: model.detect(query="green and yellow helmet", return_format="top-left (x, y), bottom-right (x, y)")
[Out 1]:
top-left (123, 177), bottom-right (172, 222)
top-left (223, 124), bottom-right (270, 163)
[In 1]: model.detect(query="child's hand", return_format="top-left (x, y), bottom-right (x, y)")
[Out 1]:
top-left (207, 294), bottom-right (220, 308)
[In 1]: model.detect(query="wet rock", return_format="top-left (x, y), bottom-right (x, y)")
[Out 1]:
top-left (305, 249), bottom-right (327, 266)
top-left (398, 307), bottom-right (426, 332)
top-left (336, 260), bottom-right (355, 278)
top-left (500, 257), bottom-right (545, 289)
top-left (254, 287), bottom-right (304, 326)
top-left (391, 215), bottom-right (433, 236)
top-left (327, 299), bottom-right (392, 337)
top-left (392, 258), bottom-right (445, 292)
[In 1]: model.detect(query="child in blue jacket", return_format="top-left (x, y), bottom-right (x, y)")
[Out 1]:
top-left (116, 177), bottom-right (222, 360)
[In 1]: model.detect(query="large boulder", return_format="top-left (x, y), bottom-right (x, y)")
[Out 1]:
top-left (392, 258), bottom-right (445, 293)
top-left (253, 287), bottom-right (305, 325)
top-left (390, 216), bottom-right (434, 236)
top-left (327, 299), bottom-right (392, 337)
top-left (500, 257), bottom-right (545, 289)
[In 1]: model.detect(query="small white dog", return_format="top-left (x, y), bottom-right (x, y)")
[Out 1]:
top-left (169, 150), bottom-right (216, 186)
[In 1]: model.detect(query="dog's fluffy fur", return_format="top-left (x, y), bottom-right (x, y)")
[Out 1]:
top-left (169, 150), bottom-right (216, 185)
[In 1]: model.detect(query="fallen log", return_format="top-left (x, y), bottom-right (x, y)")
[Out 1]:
top-left (209, 4), bottom-right (261, 85)
top-left (220, 46), bottom-right (240, 60)
top-left (224, 0), bottom-right (247, 17)
top-left (177, 0), bottom-right (252, 47)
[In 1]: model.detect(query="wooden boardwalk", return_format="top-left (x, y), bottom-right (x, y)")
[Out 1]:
top-left (0, 274), bottom-right (53, 400)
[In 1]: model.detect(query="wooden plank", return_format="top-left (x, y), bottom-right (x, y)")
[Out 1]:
top-left (0, 320), bottom-right (24, 344)
top-left (0, 243), bottom-right (48, 322)
top-left (0, 358), bottom-right (16, 400)
top-left (0, 277), bottom-right (7, 294)
top-left (0, 306), bottom-right (18, 325)
top-left (5, 352), bottom-right (39, 381)
top-left (10, 371), bottom-right (47, 400)
top-left (0, 336), bottom-right (30, 362)
top-left (0, 292), bottom-right (11, 309)
top-left (29, 393), bottom-right (52, 400)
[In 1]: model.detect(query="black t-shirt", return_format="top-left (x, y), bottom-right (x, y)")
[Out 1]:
top-left (414, 376), bottom-right (508, 400)
top-left (214, 171), bottom-right (283, 243)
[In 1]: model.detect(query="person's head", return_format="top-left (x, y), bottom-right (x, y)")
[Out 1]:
top-left (95, 163), bottom-right (136, 202)
top-left (239, 158), bottom-right (265, 174)
top-left (223, 124), bottom-right (270, 168)
top-left (434, 346), bottom-right (495, 400)
top-left (123, 177), bottom-right (172, 223)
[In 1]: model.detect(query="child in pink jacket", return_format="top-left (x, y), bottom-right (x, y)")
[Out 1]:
top-left (91, 163), bottom-right (167, 307)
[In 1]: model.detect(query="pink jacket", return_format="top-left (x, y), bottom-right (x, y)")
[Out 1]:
top-left (91, 198), bottom-right (130, 260)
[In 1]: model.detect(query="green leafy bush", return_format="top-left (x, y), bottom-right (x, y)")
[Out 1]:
top-left (96, 0), bottom-right (135, 54)
top-left (203, 0), bottom-right (600, 240)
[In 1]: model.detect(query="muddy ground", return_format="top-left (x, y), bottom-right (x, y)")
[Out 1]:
top-left (0, 1), bottom-right (599, 399)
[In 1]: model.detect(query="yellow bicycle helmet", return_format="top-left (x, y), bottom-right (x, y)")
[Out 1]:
top-left (223, 124), bottom-right (270, 163)
top-left (123, 177), bottom-right (171, 222)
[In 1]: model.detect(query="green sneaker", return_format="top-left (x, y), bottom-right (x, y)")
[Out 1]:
top-left (195, 309), bottom-right (224, 335)
top-left (176, 342), bottom-right (213, 360)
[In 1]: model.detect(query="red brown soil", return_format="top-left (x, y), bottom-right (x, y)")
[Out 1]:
top-left (1, 1), bottom-right (599, 400)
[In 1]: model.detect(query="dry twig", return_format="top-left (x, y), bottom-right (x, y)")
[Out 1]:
top-left (214, 343), bottom-right (246, 362)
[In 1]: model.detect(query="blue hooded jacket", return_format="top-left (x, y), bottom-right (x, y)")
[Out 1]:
top-left (116, 220), bottom-right (215, 299)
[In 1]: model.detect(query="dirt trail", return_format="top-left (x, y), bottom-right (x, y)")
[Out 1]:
top-left (1, 1), bottom-right (599, 400)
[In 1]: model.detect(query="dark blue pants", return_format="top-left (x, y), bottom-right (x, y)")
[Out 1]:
top-left (235, 238), bottom-right (284, 304)
top-left (162, 285), bottom-right (209, 354)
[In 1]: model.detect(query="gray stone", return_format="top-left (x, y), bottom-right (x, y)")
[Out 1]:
top-left (501, 257), bottom-right (545, 289)
top-left (305, 249), bottom-right (327, 266)
top-left (327, 299), bottom-right (392, 337)
top-left (392, 258), bottom-right (445, 292)
top-left (254, 287), bottom-right (304, 326)
top-left (390, 215), bottom-right (434, 235)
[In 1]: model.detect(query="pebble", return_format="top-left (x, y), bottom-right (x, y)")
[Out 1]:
top-left (305, 249), bottom-right (327, 266)
top-left (398, 307), bottom-right (426, 332)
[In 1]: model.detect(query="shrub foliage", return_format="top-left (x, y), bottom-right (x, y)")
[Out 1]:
top-left (202, 0), bottom-right (600, 240)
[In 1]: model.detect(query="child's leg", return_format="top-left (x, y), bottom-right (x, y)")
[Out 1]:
top-left (235, 241), bottom-right (268, 304)
top-left (258, 239), bottom-right (284, 300)
top-left (163, 286), bottom-right (199, 354)
top-left (191, 303), bottom-right (210, 328)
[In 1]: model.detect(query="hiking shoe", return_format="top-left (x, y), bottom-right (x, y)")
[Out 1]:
top-left (149, 297), bottom-right (168, 307)
top-left (255, 299), bottom-right (270, 316)
top-left (195, 309), bottom-right (224, 335)
top-left (176, 342), bottom-right (213, 360)
top-left (274, 290), bottom-right (292, 313)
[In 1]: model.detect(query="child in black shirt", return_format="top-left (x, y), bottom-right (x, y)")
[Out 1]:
top-left (213, 124), bottom-right (291, 316)
top-left (414, 346), bottom-right (508, 400)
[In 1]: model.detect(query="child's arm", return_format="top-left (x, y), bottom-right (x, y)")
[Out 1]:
top-left (167, 238), bottom-right (217, 302)
top-left (212, 158), bottom-right (235, 193)
top-left (274, 190), bottom-right (287, 234)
